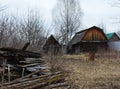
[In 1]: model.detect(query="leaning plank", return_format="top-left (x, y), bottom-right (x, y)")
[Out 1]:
top-left (41, 82), bottom-right (68, 89)
top-left (16, 71), bottom-right (61, 83)
top-left (23, 75), bottom-right (65, 89)
top-left (3, 71), bottom-right (61, 86)
top-left (4, 73), bottom-right (64, 89)
top-left (19, 60), bottom-right (43, 64)
top-left (13, 73), bottom-right (63, 86)
top-left (22, 42), bottom-right (30, 50)
top-left (0, 47), bottom-right (42, 58)
top-left (2, 69), bottom-right (49, 86)
top-left (17, 63), bottom-right (41, 67)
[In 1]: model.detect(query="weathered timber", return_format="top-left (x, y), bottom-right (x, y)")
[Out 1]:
top-left (0, 47), bottom-right (42, 58)
top-left (3, 68), bottom-right (53, 86)
top-left (41, 82), bottom-right (68, 89)
top-left (0, 42), bottom-right (43, 75)
top-left (0, 42), bottom-right (41, 59)
top-left (19, 60), bottom-right (43, 64)
top-left (0, 48), bottom-right (42, 65)
top-left (22, 42), bottom-right (30, 50)
top-left (2, 72), bottom-right (66, 89)
top-left (6, 74), bottom-right (64, 88)
top-left (17, 63), bottom-right (42, 67)
top-left (25, 80), bottom-right (67, 89)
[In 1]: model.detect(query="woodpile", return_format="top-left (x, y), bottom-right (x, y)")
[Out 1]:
top-left (0, 42), bottom-right (43, 72)
top-left (1, 71), bottom-right (69, 89)
top-left (0, 47), bottom-right (42, 59)
top-left (0, 43), bottom-right (69, 89)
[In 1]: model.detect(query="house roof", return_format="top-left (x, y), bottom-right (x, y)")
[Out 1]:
top-left (68, 31), bottom-right (86, 48)
top-left (106, 33), bottom-right (115, 40)
top-left (68, 26), bottom-right (107, 49)
top-left (106, 32), bottom-right (120, 41)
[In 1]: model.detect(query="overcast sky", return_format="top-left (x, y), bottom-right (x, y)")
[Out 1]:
top-left (1, 0), bottom-right (120, 33)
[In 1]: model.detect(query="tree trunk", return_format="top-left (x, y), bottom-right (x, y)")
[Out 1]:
top-left (88, 52), bottom-right (95, 61)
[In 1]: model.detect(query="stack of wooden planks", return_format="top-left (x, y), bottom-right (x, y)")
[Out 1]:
top-left (0, 42), bottom-right (44, 75)
top-left (0, 42), bottom-right (42, 65)
top-left (0, 43), bottom-right (69, 88)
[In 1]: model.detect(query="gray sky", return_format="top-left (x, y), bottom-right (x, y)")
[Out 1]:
top-left (1, 0), bottom-right (120, 33)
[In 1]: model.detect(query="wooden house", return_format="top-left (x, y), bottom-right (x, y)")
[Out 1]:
top-left (43, 35), bottom-right (61, 55)
top-left (106, 32), bottom-right (120, 51)
top-left (68, 26), bottom-right (108, 54)
top-left (106, 32), bottom-right (120, 41)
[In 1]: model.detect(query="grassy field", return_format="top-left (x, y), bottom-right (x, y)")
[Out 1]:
top-left (45, 52), bottom-right (120, 89)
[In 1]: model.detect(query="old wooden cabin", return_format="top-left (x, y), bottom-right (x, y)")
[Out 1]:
top-left (43, 35), bottom-right (61, 55)
top-left (68, 26), bottom-right (108, 54)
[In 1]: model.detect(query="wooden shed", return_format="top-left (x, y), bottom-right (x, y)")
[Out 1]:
top-left (43, 35), bottom-right (61, 55)
top-left (68, 26), bottom-right (108, 54)
top-left (106, 32), bottom-right (120, 51)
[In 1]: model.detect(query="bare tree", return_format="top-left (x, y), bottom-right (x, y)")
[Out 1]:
top-left (53, 0), bottom-right (82, 45)
top-left (19, 11), bottom-right (46, 51)
top-left (0, 11), bottom-right (47, 51)
top-left (0, 15), bottom-right (18, 47)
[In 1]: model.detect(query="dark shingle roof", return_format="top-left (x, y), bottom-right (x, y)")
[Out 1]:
top-left (68, 30), bottom-right (86, 49)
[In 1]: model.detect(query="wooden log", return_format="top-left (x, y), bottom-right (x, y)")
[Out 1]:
top-left (17, 63), bottom-right (41, 68)
top-left (22, 42), bottom-right (30, 50)
top-left (4, 73), bottom-right (64, 89)
top-left (41, 82), bottom-right (68, 89)
top-left (0, 47), bottom-right (42, 58)
top-left (2, 69), bottom-right (44, 86)
top-left (13, 71), bottom-right (61, 84)
top-left (21, 75), bottom-right (65, 89)
top-left (1, 59), bottom-right (7, 87)
top-left (19, 60), bottom-right (44, 64)
top-left (8, 64), bottom-right (10, 83)
top-left (25, 82), bottom-right (47, 89)
top-left (2, 69), bottom-right (60, 86)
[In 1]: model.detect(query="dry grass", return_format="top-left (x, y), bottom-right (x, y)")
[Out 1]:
top-left (44, 55), bottom-right (66, 72)
top-left (45, 52), bottom-right (120, 89)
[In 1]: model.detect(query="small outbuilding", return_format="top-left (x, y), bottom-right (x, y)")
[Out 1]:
top-left (106, 32), bottom-right (120, 41)
top-left (106, 32), bottom-right (120, 51)
top-left (68, 26), bottom-right (108, 54)
top-left (43, 35), bottom-right (61, 55)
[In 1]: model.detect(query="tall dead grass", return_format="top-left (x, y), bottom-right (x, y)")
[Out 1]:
top-left (44, 50), bottom-right (120, 89)
top-left (44, 55), bottom-right (66, 73)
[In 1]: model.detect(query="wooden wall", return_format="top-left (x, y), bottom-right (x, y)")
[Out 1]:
top-left (82, 28), bottom-right (107, 41)
top-left (72, 42), bottom-right (108, 54)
